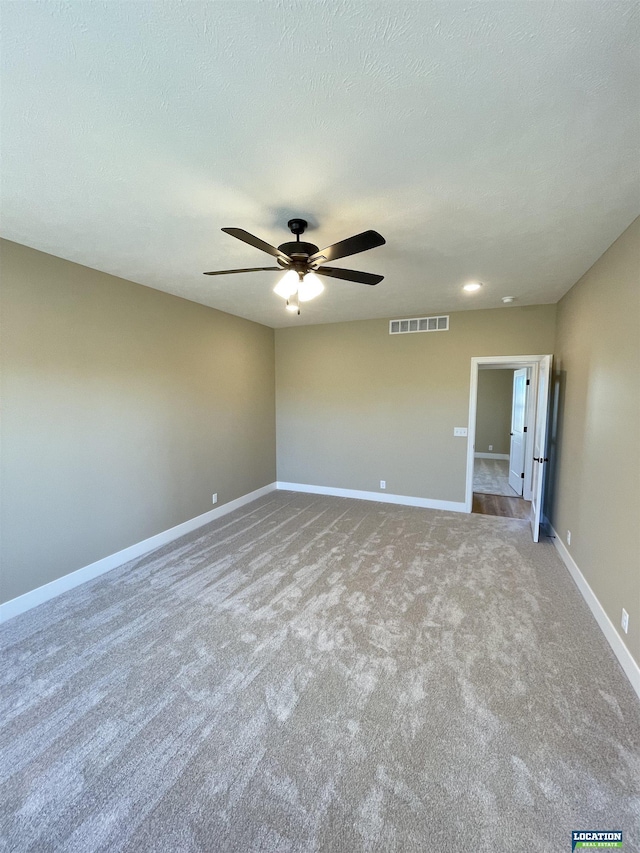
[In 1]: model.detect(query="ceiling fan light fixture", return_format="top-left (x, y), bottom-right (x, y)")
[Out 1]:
top-left (274, 269), bottom-right (299, 300)
top-left (298, 272), bottom-right (324, 302)
top-left (275, 270), bottom-right (324, 308)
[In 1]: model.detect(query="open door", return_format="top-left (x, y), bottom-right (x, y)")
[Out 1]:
top-left (508, 368), bottom-right (528, 495)
top-left (530, 355), bottom-right (552, 542)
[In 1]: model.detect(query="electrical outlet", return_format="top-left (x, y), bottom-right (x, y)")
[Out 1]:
top-left (212, 493), bottom-right (218, 505)
top-left (621, 608), bottom-right (629, 634)
top-left (380, 480), bottom-right (386, 490)
top-left (488, 444), bottom-right (493, 451)
top-left (566, 530), bottom-right (571, 546)
top-left (453, 427), bottom-right (468, 437)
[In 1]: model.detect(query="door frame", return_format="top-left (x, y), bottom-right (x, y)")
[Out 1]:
top-left (464, 355), bottom-right (551, 514)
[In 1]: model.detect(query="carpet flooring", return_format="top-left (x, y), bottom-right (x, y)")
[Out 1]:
top-left (1, 491), bottom-right (639, 852)
top-left (473, 458), bottom-right (520, 498)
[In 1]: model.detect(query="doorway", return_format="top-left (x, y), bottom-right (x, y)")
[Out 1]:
top-left (472, 366), bottom-right (530, 519)
top-left (465, 355), bottom-right (553, 541)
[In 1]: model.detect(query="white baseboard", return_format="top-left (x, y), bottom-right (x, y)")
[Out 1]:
top-left (0, 482), bottom-right (277, 624)
top-left (549, 524), bottom-right (640, 699)
top-left (276, 482), bottom-right (466, 514)
top-left (475, 452), bottom-right (510, 460)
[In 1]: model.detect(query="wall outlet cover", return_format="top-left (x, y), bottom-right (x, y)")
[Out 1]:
top-left (380, 480), bottom-right (386, 490)
top-left (621, 608), bottom-right (629, 634)
top-left (567, 530), bottom-right (571, 545)
top-left (453, 427), bottom-right (468, 437)
top-left (212, 493), bottom-right (218, 505)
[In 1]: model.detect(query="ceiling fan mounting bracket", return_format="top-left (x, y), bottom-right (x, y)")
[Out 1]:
top-left (287, 218), bottom-right (308, 237)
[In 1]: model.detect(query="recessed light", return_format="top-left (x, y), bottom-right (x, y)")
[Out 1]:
top-left (463, 281), bottom-right (483, 292)
top-left (501, 296), bottom-right (515, 304)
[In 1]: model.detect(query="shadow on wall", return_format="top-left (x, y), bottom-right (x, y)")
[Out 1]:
top-left (543, 365), bottom-right (566, 533)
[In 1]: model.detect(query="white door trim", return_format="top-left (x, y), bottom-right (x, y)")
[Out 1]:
top-left (465, 355), bottom-right (552, 517)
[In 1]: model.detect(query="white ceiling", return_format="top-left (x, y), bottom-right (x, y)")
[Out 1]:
top-left (1, 1), bottom-right (638, 328)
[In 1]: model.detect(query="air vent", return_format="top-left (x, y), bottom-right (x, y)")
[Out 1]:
top-left (389, 315), bottom-right (449, 335)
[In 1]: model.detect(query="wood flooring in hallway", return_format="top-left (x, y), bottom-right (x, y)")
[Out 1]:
top-left (472, 491), bottom-right (530, 519)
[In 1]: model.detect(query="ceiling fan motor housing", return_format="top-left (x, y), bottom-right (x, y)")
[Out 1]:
top-left (277, 241), bottom-right (320, 265)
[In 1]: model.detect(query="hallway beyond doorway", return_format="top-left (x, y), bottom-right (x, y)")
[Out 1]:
top-left (473, 457), bottom-right (519, 498)
top-left (473, 458), bottom-right (531, 519)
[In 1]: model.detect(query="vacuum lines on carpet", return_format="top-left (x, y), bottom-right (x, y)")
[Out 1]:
top-left (1, 492), bottom-right (638, 851)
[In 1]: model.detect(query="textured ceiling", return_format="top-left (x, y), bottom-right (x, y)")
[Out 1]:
top-left (1, 1), bottom-right (639, 328)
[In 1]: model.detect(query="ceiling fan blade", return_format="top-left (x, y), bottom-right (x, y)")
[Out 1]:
top-left (222, 228), bottom-right (292, 263)
top-left (203, 267), bottom-right (281, 276)
top-left (309, 230), bottom-right (385, 264)
top-left (315, 266), bottom-right (383, 286)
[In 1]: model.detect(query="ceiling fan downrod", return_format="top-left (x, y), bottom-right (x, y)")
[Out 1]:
top-left (277, 220), bottom-right (321, 270)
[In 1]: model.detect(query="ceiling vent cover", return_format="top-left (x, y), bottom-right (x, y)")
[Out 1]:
top-left (389, 315), bottom-right (449, 335)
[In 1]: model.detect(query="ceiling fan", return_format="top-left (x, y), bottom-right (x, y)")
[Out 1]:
top-left (204, 218), bottom-right (385, 314)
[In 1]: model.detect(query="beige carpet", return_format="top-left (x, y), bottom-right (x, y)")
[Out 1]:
top-left (473, 457), bottom-right (520, 498)
top-left (1, 491), bottom-right (638, 852)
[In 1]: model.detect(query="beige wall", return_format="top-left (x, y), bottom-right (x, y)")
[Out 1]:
top-left (0, 240), bottom-right (276, 603)
top-left (275, 305), bottom-right (556, 503)
top-left (475, 369), bottom-right (514, 455)
top-left (549, 217), bottom-right (640, 666)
